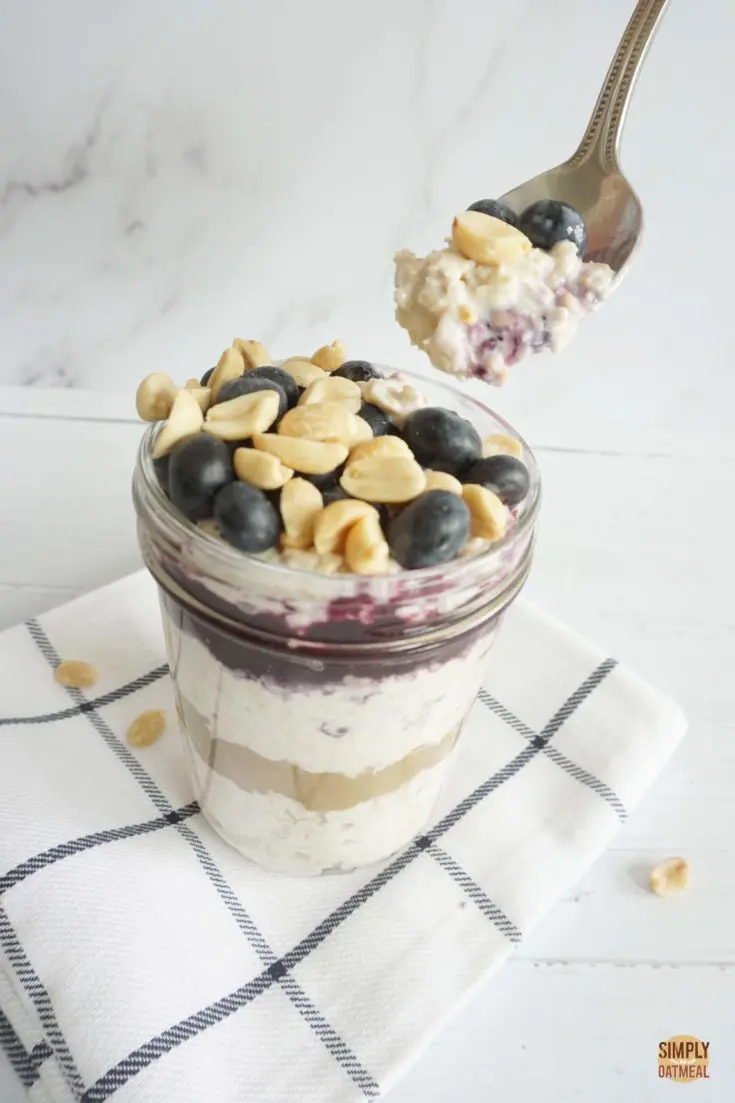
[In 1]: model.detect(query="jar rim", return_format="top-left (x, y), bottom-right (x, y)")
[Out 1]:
top-left (133, 366), bottom-right (541, 598)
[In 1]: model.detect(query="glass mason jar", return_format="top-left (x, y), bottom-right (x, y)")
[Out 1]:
top-left (133, 370), bottom-right (540, 875)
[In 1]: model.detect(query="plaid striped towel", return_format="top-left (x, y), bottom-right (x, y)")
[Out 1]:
top-left (0, 572), bottom-right (685, 1103)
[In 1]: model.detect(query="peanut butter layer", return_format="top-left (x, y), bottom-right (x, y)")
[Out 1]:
top-left (177, 694), bottom-right (462, 813)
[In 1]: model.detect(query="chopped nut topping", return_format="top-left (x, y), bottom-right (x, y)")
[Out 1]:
top-left (208, 346), bottom-right (246, 400)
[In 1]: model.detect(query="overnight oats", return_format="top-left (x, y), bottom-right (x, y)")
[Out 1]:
top-left (132, 339), bottom-right (539, 874)
top-left (395, 198), bottom-right (615, 384)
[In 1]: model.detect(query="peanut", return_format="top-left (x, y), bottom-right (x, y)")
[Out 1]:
top-left (233, 447), bottom-right (294, 490)
top-left (280, 478), bottom-right (324, 549)
top-left (280, 357), bottom-right (328, 388)
top-left (209, 346), bottom-right (245, 400)
top-left (424, 470), bottom-right (463, 495)
top-left (253, 434), bottom-right (348, 475)
top-left (649, 857), bottom-right (690, 897)
top-left (54, 660), bottom-right (98, 689)
top-left (349, 436), bottom-right (412, 463)
top-left (278, 402), bottom-right (356, 447)
top-left (451, 211), bottom-right (532, 267)
top-left (311, 340), bottom-right (347, 373)
top-left (344, 512), bottom-right (390, 575)
top-left (233, 339), bottom-right (271, 369)
top-left (348, 414), bottom-right (373, 446)
top-left (482, 433), bottom-right (524, 460)
top-left (298, 376), bottom-right (362, 413)
top-left (203, 390), bottom-right (280, 441)
top-left (462, 484), bottom-right (508, 539)
top-left (152, 388), bottom-right (204, 458)
top-left (361, 376), bottom-right (426, 424)
top-left (136, 372), bottom-right (178, 422)
top-left (127, 709), bottom-right (166, 748)
top-left (340, 454), bottom-right (426, 504)
top-left (313, 499), bottom-right (379, 555)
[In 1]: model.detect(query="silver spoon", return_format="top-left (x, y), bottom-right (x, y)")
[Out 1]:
top-left (499, 0), bottom-right (670, 276)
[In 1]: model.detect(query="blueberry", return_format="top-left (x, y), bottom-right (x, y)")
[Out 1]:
top-left (402, 407), bottom-right (481, 475)
top-left (168, 436), bottom-right (233, 521)
top-left (467, 199), bottom-right (518, 228)
top-left (387, 491), bottom-right (471, 569)
top-left (213, 483), bottom-right (281, 553)
top-left (200, 367), bottom-right (215, 386)
top-left (333, 360), bottom-right (383, 383)
top-left (321, 485), bottom-right (349, 506)
top-left (214, 375), bottom-right (288, 418)
top-left (245, 366), bottom-right (300, 410)
top-left (302, 463), bottom-right (345, 491)
top-left (462, 454), bottom-right (530, 506)
top-left (518, 199), bottom-right (586, 254)
top-left (357, 401), bottom-right (393, 437)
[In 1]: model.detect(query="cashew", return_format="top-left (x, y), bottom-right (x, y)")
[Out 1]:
top-left (136, 372), bottom-right (179, 422)
top-left (152, 388), bottom-right (204, 458)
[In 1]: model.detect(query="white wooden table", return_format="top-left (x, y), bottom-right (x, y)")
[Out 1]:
top-left (1, 381), bottom-right (733, 1100)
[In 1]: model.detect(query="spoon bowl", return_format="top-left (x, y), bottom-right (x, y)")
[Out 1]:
top-left (500, 0), bottom-right (669, 278)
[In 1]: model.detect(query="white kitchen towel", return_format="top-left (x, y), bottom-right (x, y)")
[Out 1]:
top-left (0, 571), bottom-right (685, 1103)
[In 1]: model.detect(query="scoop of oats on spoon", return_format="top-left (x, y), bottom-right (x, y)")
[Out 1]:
top-left (394, 0), bottom-right (670, 384)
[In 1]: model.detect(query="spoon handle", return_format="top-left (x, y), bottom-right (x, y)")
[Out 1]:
top-left (572, 0), bottom-right (670, 169)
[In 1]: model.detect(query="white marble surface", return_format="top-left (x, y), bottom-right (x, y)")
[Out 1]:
top-left (2, 0), bottom-right (735, 1099)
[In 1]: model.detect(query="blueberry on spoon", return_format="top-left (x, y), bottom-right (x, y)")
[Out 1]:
top-left (518, 199), bottom-right (586, 254)
top-left (467, 198), bottom-right (519, 228)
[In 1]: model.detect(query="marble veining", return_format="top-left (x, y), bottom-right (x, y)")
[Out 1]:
top-left (0, 0), bottom-right (728, 449)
